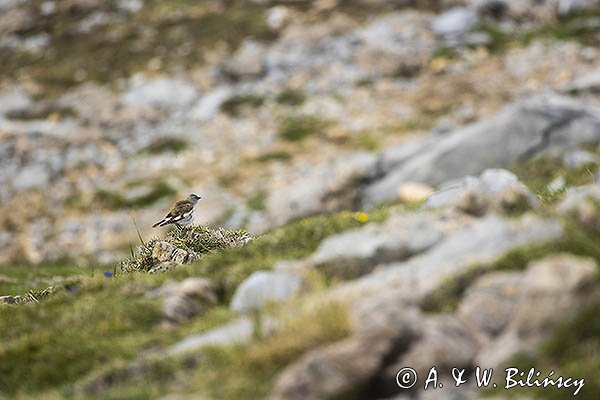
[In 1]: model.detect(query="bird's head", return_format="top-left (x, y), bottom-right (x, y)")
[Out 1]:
top-left (187, 193), bottom-right (202, 204)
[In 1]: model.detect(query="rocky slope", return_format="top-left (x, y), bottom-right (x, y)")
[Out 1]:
top-left (1, 1), bottom-right (600, 399)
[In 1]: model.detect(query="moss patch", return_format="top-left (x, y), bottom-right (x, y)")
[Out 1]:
top-left (92, 182), bottom-right (177, 210)
top-left (509, 151), bottom-right (599, 205)
top-left (278, 114), bottom-right (329, 142)
top-left (80, 301), bottom-right (352, 399)
top-left (220, 94), bottom-right (264, 116)
top-left (0, 278), bottom-right (163, 395)
top-left (509, 298), bottom-right (600, 399)
top-left (140, 137), bottom-right (190, 154)
top-left (255, 150), bottom-right (293, 163)
top-left (0, 1), bottom-right (277, 96)
top-left (275, 89), bottom-right (306, 106)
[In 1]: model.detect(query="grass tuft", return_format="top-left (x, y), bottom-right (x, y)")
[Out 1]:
top-left (275, 89), bottom-right (306, 106)
top-left (221, 94), bottom-right (264, 116)
top-left (120, 225), bottom-right (254, 274)
top-left (278, 114), bottom-right (329, 142)
top-left (141, 137), bottom-right (190, 155)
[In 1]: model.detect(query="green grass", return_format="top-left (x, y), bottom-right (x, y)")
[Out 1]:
top-left (246, 191), bottom-right (267, 211)
top-left (78, 301), bottom-right (351, 399)
top-left (0, 263), bottom-right (87, 295)
top-left (124, 208), bottom-right (389, 302)
top-left (278, 114), bottom-right (329, 142)
top-left (0, 278), bottom-right (164, 395)
top-left (423, 203), bottom-right (600, 314)
top-left (0, 1), bottom-right (277, 96)
top-left (5, 104), bottom-right (77, 121)
top-left (255, 150), bottom-right (292, 163)
top-left (93, 182), bottom-right (177, 210)
top-left (220, 94), bottom-right (264, 116)
top-left (140, 137), bottom-right (190, 154)
top-left (0, 206), bottom-right (380, 398)
top-left (472, 10), bottom-right (600, 54)
top-left (509, 298), bottom-right (600, 400)
top-left (509, 151), bottom-right (599, 205)
top-left (353, 131), bottom-right (381, 152)
top-left (275, 89), bottom-right (306, 106)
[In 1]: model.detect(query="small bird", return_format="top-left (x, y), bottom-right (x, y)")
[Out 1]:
top-left (152, 194), bottom-right (201, 229)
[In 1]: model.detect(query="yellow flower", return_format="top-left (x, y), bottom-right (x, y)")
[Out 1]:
top-left (355, 212), bottom-right (369, 223)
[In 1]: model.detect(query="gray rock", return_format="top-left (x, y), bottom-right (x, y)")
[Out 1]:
top-left (168, 315), bottom-right (278, 356)
top-left (148, 277), bottom-right (217, 324)
top-left (354, 11), bottom-right (435, 77)
top-left (151, 241), bottom-right (197, 265)
top-left (122, 76), bottom-right (199, 110)
top-left (270, 305), bottom-right (422, 400)
top-left (457, 272), bottom-right (524, 338)
top-left (266, 152), bottom-right (378, 228)
top-left (557, 183), bottom-right (600, 213)
top-left (310, 213), bottom-right (442, 279)
top-left (477, 254), bottom-right (597, 367)
top-left (432, 7), bottom-right (479, 41)
top-left (522, 253), bottom-right (596, 293)
top-left (468, 0), bottom-right (600, 20)
top-left (426, 168), bottom-right (536, 214)
top-left (382, 315), bottom-right (478, 390)
top-left (564, 67), bottom-right (600, 94)
top-left (189, 87), bottom-right (232, 122)
top-left (220, 41), bottom-right (267, 80)
top-left (13, 163), bottom-right (51, 191)
top-left (362, 95), bottom-right (600, 207)
top-left (230, 268), bottom-right (303, 313)
top-left (328, 213), bottom-right (563, 307)
top-left (562, 149), bottom-right (598, 168)
top-left (0, 87), bottom-right (32, 116)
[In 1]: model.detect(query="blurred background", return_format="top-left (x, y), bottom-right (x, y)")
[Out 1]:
top-left (0, 0), bottom-right (598, 267)
top-left (1, 1), bottom-right (600, 399)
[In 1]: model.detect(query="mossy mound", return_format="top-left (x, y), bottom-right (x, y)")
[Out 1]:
top-left (120, 225), bottom-right (254, 274)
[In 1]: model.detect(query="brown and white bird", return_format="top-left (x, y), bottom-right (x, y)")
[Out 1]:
top-left (152, 194), bottom-right (201, 228)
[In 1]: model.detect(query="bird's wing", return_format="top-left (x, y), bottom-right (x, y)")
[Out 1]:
top-left (168, 200), bottom-right (194, 217)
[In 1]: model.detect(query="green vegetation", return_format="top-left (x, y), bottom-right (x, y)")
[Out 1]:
top-left (0, 206), bottom-right (385, 398)
top-left (509, 151), bottom-right (599, 205)
top-left (93, 182), bottom-right (177, 210)
top-left (255, 150), bottom-right (293, 163)
top-left (246, 191), bottom-right (267, 211)
top-left (141, 137), bottom-right (190, 154)
top-left (76, 301), bottom-right (350, 399)
top-left (421, 265), bottom-right (490, 313)
top-left (120, 225), bottom-right (253, 274)
top-left (423, 201), bottom-right (600, 314)
top-left (0, 263), bottom-right (87, 295)
top-left (275, 89), bottom-right (306, 106)
top-left (0, 1), bottom-right (277, 95)
top-left (5, 104), bottom-right (77, 121)
top-left (473, 10), bottom-right (600, 53)
top-left (123, 208), bottom-right (388, 300)
top-left (0, 278), bottom-right (164, 395)
top-left (509, 298), bottom-right (600, 400)
top-left (278, 114), bottom-right (329, 142)
top-left (353, 131), bottom-right (381, 152)
top-left (220, 94), bottom-right (265, 116)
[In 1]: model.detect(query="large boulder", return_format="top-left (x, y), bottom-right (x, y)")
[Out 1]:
top-left (310, 212), bottom-right (442, 279)
top-left (270, 304), bottom-right (423, 400)
top-left (230, 261), bottom-right (305, 313)
top-left (362, 95), bottom-right (600, 207)
top-left (476, 254), bottom-right (598, 367)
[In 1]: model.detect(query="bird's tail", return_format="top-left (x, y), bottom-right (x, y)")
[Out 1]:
top-left (152, 219), bottom-right (167, 228)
